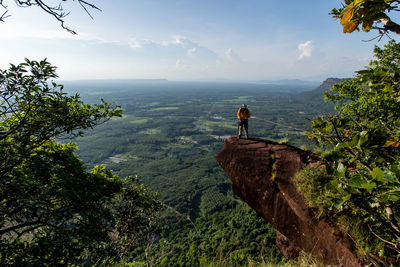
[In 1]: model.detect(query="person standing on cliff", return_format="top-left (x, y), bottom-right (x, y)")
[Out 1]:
top-left (237, 104), bottom-right (251, 139)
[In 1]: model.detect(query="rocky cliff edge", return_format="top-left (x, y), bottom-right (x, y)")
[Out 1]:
top-left (215, 137), bottom-right (361, 266)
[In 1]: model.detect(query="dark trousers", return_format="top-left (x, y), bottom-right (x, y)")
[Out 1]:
top-left (238, 119), bottom-right (248, 138)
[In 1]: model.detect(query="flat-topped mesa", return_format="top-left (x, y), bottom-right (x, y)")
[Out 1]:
top-left (215, 137), bottom-right (361, 266)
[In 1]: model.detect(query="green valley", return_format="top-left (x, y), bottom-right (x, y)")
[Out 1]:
top-left (68, 80), bottom-right (325, 265)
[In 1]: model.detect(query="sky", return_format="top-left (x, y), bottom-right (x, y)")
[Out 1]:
top-left (0, 0), bottom-right (398, 81)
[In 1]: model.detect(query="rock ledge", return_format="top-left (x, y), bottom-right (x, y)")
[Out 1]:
top-left (215, 137), bottom-right (360, 266)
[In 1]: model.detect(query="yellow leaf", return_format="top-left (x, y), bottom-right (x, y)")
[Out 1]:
top-left (362, 20), bottom-right (373, 32)
top-left (343, 22), bottom-right (359, 33)
top-left (384, 136), bottom-right (400, 147)
top-left (341, 3), bottom-right (354, 25)
top-left (384, 140), bottom-right (395, 147)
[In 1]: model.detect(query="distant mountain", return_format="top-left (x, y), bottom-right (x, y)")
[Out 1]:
top-left (251, 79), bottom-right (321, 87)
top-left (179, 78), bottom-right (321, 88)
top-left (62, 78), bottom-right (169, 85)
top-left (296, 77), bottom-right (348, 103)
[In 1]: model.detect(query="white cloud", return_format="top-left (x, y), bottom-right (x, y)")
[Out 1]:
top-left (187, 47), bottom-right (196, 56)
top-left (174, 35), bottom-right (185, 44)
top-left (224, 48), bottom-right (242, 62)
top-left (162, 35), bottom-right (185, 46)
top-left (298, 40), bottom-right (313, 60)
top-left (127, 36), bottom-right (219, 63)
top-left (129, 38), bottom-right (142, 49)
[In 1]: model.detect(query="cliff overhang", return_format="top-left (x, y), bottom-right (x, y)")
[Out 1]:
top-left (215, 137), bottom-right (361, 266)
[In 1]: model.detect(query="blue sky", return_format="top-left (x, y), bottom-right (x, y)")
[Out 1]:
top-left (0, 0), bottom-right (397, 81)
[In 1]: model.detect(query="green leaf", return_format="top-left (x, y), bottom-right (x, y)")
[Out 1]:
top-left (348, 176), bottom-right (364, 188)
top-left (335, 193), bottom-right (351, 210)
top-left (382, 193), bottom-right (400, 202)
top-left (383, 173), bottom-right (399, 184)
top-left (326, 179), bottom-right (340, 191)
top-left (335, 141), bottom-right (351, 150)
top-left (360, 182), bottom-right (376, 193)
top-left (357, 131), bottom-right (368, 148)
top-left (371, 167), bottom-right (384, 182)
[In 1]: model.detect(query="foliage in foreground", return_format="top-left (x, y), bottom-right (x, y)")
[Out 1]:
top-left (0, 59), bottom-right (162, 266)
top-left (331, 0), bottom-right (400, 35)
top-left (304, 40), bottom-right (400, 264)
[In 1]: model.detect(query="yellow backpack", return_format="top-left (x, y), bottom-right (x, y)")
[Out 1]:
top-left (237, 107), bottom-right (250, 119)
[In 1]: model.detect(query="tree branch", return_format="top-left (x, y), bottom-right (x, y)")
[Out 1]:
top-left (34, 0), bottom-right (76, 34)
top-left (386, 205), bottom-right (400, 234)
top-left (78, 0), bottom-right (102, 19)
top-left (380, 18), bottom-right (400, 36)
top-left (368, 224), bottom-right (400, 252)
top-left (0, 220), bottom-right (42, 236)
top-left (0, 0), bottom-right (101, 34)
top-left (15, 223), bottom-right (45, 240)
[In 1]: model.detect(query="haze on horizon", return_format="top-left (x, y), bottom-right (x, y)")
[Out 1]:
top-left (1, 0), bottom-right (398, 81)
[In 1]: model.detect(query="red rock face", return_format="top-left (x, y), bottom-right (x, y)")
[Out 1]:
top-left (215, 137), bottom-right (361, 266)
